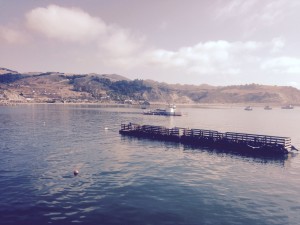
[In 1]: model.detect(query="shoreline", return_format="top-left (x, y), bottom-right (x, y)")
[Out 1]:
top-left (0, 101), bottom-right (297, 108)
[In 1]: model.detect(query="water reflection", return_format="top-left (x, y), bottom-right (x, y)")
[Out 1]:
top-left (121, 134), bottom-right (289, 167)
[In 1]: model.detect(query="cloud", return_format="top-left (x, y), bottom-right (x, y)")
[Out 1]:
top-left (0, 26), bottom-right (27, 44)
top-left (288, 81), bottom-right (299, 87)
top-left (215, 0), bottom-right (259, 19)
top-left (26, 5), bottom-right (106, 43)
top-left (215, 0), bottom-right (300, 30)
top-left (260, 0), bottom-right (300, 25)
top-left (25, 5), bottom-right (145, 67)
top-left (147, 40), bottom-right (266, 75)
top-left (98, 26), bottom-right (145, 57)
top-left (271, 37), bottom-right (285, 53)
top-left (4, 3), bottom-right (298, 86)
top-left (261, 56), bottom-right (300, 74)
top-left (145, 38), bottom-right (296, 78)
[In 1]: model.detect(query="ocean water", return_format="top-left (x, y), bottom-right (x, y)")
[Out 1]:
top-left (0, 104), bottom-right (300, 225)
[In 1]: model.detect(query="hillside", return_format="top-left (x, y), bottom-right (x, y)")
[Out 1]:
top-left (1, 67), bottom-right (300, 105)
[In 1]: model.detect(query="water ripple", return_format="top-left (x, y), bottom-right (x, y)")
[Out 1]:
top-left (1, 105), bottom-right (300, 225)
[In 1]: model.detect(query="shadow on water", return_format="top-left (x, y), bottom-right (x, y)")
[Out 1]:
top-left (120, 135), bottom-right (181, 149)
top-left (182, 144), bottom-right (292, 166)
top-left (120, 135), bottom-right (291, 167)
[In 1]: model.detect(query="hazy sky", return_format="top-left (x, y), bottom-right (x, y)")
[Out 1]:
top-left (1, 0), bottom-right (300, 87)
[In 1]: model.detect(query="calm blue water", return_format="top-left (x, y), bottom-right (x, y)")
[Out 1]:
top-left (0, 104), bottom-right (300, 225)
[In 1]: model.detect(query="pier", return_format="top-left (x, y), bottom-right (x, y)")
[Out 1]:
top-left (119, 123), bottom-right (297, 155)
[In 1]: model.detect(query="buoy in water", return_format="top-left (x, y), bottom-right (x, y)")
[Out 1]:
top-left (73, 170), bottom-right (79, 176)
top-left (105, 127), bottom-right (108, 130)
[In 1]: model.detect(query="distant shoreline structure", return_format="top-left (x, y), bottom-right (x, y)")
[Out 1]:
top-left (0, 101), bottom-right (298, 109)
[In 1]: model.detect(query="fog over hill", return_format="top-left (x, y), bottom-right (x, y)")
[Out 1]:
top-left (1, 67), bottom-right (300, 105)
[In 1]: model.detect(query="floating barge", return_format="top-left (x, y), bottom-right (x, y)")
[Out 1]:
top-left (120, 123), bottom-right (298, 155)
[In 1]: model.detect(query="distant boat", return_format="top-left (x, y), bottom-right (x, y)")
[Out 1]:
top-left (281, 104), bottom-right (294, 109)
top-left (264, 106), bottom-right (272, 110)
top-left (244, 106), bottom-right (252, 111)
top-left (143, 104), bottom-right (182, 116)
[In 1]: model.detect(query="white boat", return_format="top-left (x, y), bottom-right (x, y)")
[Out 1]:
top-left (281, 104), bottom-right (294, 109)
top-left (264, 106), bottom-right (272, 110)
top-left (143, 104), bottom-right (182, 116)
top-left (244, 106), bottom-right (252, 111)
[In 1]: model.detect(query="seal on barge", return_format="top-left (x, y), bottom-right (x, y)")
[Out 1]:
top-left (119, 123), bottom-right (298, 155)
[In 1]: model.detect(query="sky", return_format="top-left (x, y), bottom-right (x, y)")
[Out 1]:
top-left (1, 0), bottom-right (300, 87)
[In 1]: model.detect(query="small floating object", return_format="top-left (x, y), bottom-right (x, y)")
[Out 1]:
top-left (105, 127), bottom-right (109, 130)
top-left (73, 170), bottom-right (79, 176)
